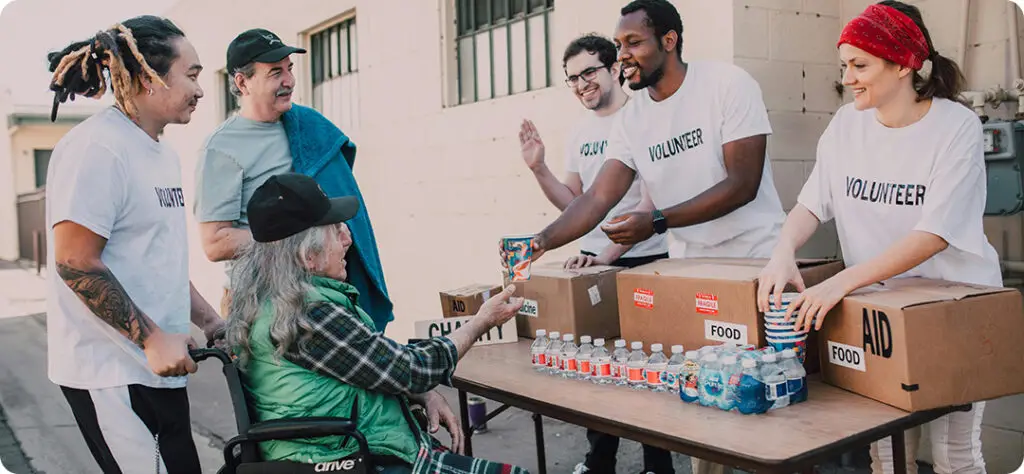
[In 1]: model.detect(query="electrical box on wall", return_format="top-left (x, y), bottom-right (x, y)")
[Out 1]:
top-left (983, 120), bottom-right (1024, 216)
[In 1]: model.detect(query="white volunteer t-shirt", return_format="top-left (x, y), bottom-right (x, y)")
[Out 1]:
top-left (606, 61), bottom-right (785, 257)
top-left (798, 98), bottom-right (1002, 287)
top-left (45, 106), bottom-right (192, 390)
top-left (564, 110), bottom-right (667, 258)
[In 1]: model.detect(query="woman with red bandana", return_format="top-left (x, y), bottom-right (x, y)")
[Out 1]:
top-left (758, 1), bottom-right (996, 473)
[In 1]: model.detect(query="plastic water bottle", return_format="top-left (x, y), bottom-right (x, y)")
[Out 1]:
top-left (611, 340), bottom-right (630, 386)
top-left (645, 344), bottom-right (669, 392)
top-left (591, 339), bottom-right (612, 384)
top-left (737, 358), bottom-right (768, 415)
top-left (560, 334), bottom-right (579, 379)
top-left (719, 355), bottom-right (741, 412)
top-left (761, 353), bottom-right (790, 409)
top-left (576, 336), bottom-right (595, 381)
top-left (662, 345), bottom-right (686, 395)
top-left (531, 330), bottom-right (550, 372)
top-left (626, 342), bottom-right (647, 390)
top-left (698, 353), bottom-right (725, 407)
top-left (679, 351), bottom-right (701, 403)
top-left (780, 349), bottom-right (807, 404)
top-left (545, 332), bottom-right (562, 375)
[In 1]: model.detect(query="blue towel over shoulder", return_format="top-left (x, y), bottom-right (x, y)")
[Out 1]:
top-left (281, 104), bottom-right (394, 332)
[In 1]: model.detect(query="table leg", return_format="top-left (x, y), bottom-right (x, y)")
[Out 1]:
top-left (532, 413), bottom-right (546, 474)
top-left (892, 429), bottom-right (907, 474)
top-left (458, 390), bottom-right (473, 457)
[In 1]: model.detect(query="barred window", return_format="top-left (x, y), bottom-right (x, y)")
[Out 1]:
top-left (455, 0), bottom-right (554, 105)
top-left (310, 16), bottom-right (360, 130)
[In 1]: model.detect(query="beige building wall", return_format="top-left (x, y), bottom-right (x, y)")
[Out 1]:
top-left (9, 124), bottom-right (73, 193)
top-left (735, 0), bottom-right (1024, 471)
top-left (0, 92), bottom-right (16, 261)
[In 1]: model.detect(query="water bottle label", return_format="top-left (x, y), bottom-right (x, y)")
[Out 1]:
top-left (683, 372), bottom-right (699, 392)
top-left (766, 381), bottom-right (789, 401)
top-left (566, 359), bottom-right (578, 372)
top-left (533, 353), bottom-right (547, 366)
top-left (703, 373), bottom-right (724, 396)
top-left (552, 356), bottom-right (561, 370)
top-left (787, 377), bottom-right (802, 393)
top-left (612, 364), bottom-right (625, 379)
top-left (728, 373), bottom-right (741, 387)
top-left (661, 371), bottom-right (678, 389)
top-left (627, 367), bottom-right (644, 383)
top-left (646, 370), bottom-right (664, 386)
top-left (579, 360), bottom-right (591, 375)
top-left (596, 362), bottom-right (612, 378)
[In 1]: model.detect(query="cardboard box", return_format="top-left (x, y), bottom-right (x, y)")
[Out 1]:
top-left (440, 284), bottom-right (502, 317)
top-left (817, 278), bottom-right (1024, 412)
top-left (512, 263), bottom-right (625, 340)
top-left (415, 315), bottom-right (518, 346)
top-left (616, 258), bottom-right (845, 373)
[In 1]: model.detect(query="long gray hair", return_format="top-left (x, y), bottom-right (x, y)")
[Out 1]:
top-left (226, 223), bottom-right (346, 368)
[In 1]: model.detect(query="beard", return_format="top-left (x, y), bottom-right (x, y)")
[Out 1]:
top-left (628, 63), bottom-right (666, 91)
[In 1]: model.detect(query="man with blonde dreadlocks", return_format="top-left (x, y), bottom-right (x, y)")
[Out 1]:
top-left (44, 15), bottom-right (225, 474)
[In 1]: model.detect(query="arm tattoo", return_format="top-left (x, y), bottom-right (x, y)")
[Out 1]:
top-left (56, 263), bottom-right (155, 349)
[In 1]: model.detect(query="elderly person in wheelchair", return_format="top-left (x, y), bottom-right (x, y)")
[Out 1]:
top-left (225, 172), bottom-right (528, 473)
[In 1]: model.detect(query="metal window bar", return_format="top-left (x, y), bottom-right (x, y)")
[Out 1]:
top-left (311, 18), bottom-right (357, 87)
top-left (455, 0), bottom-right (553, 105)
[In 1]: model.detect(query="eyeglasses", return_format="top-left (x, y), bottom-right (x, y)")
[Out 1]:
top-left (565, 66), bottom-right (610, 87)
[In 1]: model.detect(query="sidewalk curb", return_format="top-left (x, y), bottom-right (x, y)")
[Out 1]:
top-left (0, 403), bottom-right (38, 474)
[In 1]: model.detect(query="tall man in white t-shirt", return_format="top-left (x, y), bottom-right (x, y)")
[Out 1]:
top-left (517, 33), bottom-right (670, 474)
top-left (44, 16), bottom-right (225, 473)
top-left (517, 34), bottom-right (668, 270)
top-left (526, 3), bottom-right (786, 472)
top-left (530, 0), bottom-right (785, 265)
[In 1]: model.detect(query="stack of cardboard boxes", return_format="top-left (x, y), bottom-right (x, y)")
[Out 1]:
top-left (440, 256), bottom-right (1024, 412)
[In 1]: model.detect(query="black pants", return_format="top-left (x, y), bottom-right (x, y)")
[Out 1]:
top-left (581, 250), bottom-right (674, 474)
top-left (61, 384), bottom-right (201, 474)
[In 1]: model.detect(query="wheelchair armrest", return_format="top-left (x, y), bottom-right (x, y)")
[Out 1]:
top-left (224, 417), bottom-right (371, 468)
top-left (245, 417), bottom-right (360, 442)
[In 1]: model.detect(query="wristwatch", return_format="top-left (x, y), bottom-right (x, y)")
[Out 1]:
top-left (651, 209), bottom-right (668, 234)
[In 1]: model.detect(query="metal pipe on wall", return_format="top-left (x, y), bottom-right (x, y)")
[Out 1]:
top-left (1009, 2), bottom-right (1021, 81)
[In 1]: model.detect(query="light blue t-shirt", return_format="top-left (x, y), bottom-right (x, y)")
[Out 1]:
top-left (194, 115), bottom-right (293, 227)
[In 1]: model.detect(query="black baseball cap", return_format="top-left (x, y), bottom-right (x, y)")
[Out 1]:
top-left (226, 28), bottom-right (306, 72)
top-left (247, 173), bottom-right (359, 243)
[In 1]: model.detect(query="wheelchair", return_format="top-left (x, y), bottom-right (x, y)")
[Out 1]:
top-left (189, 348), bottom-right (373, 474)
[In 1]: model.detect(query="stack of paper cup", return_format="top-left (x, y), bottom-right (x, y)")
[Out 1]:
top-left (763, 293), bottom-right (808, 364)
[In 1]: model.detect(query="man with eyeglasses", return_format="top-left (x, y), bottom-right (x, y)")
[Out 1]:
top-left (517, 33), bottom-right (668, 271)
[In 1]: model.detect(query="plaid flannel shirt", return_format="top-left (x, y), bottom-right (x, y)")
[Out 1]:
top-left (284, 301), bottom-right (458, 396)
top-left (283, 301), bottom-right (529, 474)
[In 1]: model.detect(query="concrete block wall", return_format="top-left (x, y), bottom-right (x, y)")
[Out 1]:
top-left (733, 0), bottom-right (843, 259)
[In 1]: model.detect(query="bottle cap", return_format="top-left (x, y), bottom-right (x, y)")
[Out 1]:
top-left (580, 335), bottom-right (592, 344)
top-left (594, 338), bottom-right (605, 346)
top-left (631, 341), bottom-right (643, 350)
top-left (722, 355), bottom-right (737, 365)
top-left (781, 349), bottom-right (796, 358)
top-left (651, 343), bottom-right (663, 352)
top-left (742, 358), bottom-right (757, 368)
top-left (536, 329), bottom-right (546, 337)
top-left (615, 339), bottom-right (627, 348)
top-left (762, 353), bottom-right (777, 363)
top-left (703, 353), bottom-right (719, 362)
top-left (563, 334), bottom-right (574, 342)
top-left (685, 350), bottom-right (699, 359)
top-left (671, 345), bottom-right (684, 354)
top-left (549, 331), bottom-right (560, 338)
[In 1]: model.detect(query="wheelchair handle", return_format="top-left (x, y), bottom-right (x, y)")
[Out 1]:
top-left (189, 348), bottom-right (232, 365)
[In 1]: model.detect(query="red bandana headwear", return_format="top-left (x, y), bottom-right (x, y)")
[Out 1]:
top-left (837, 4), bottom-right (930, 70)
